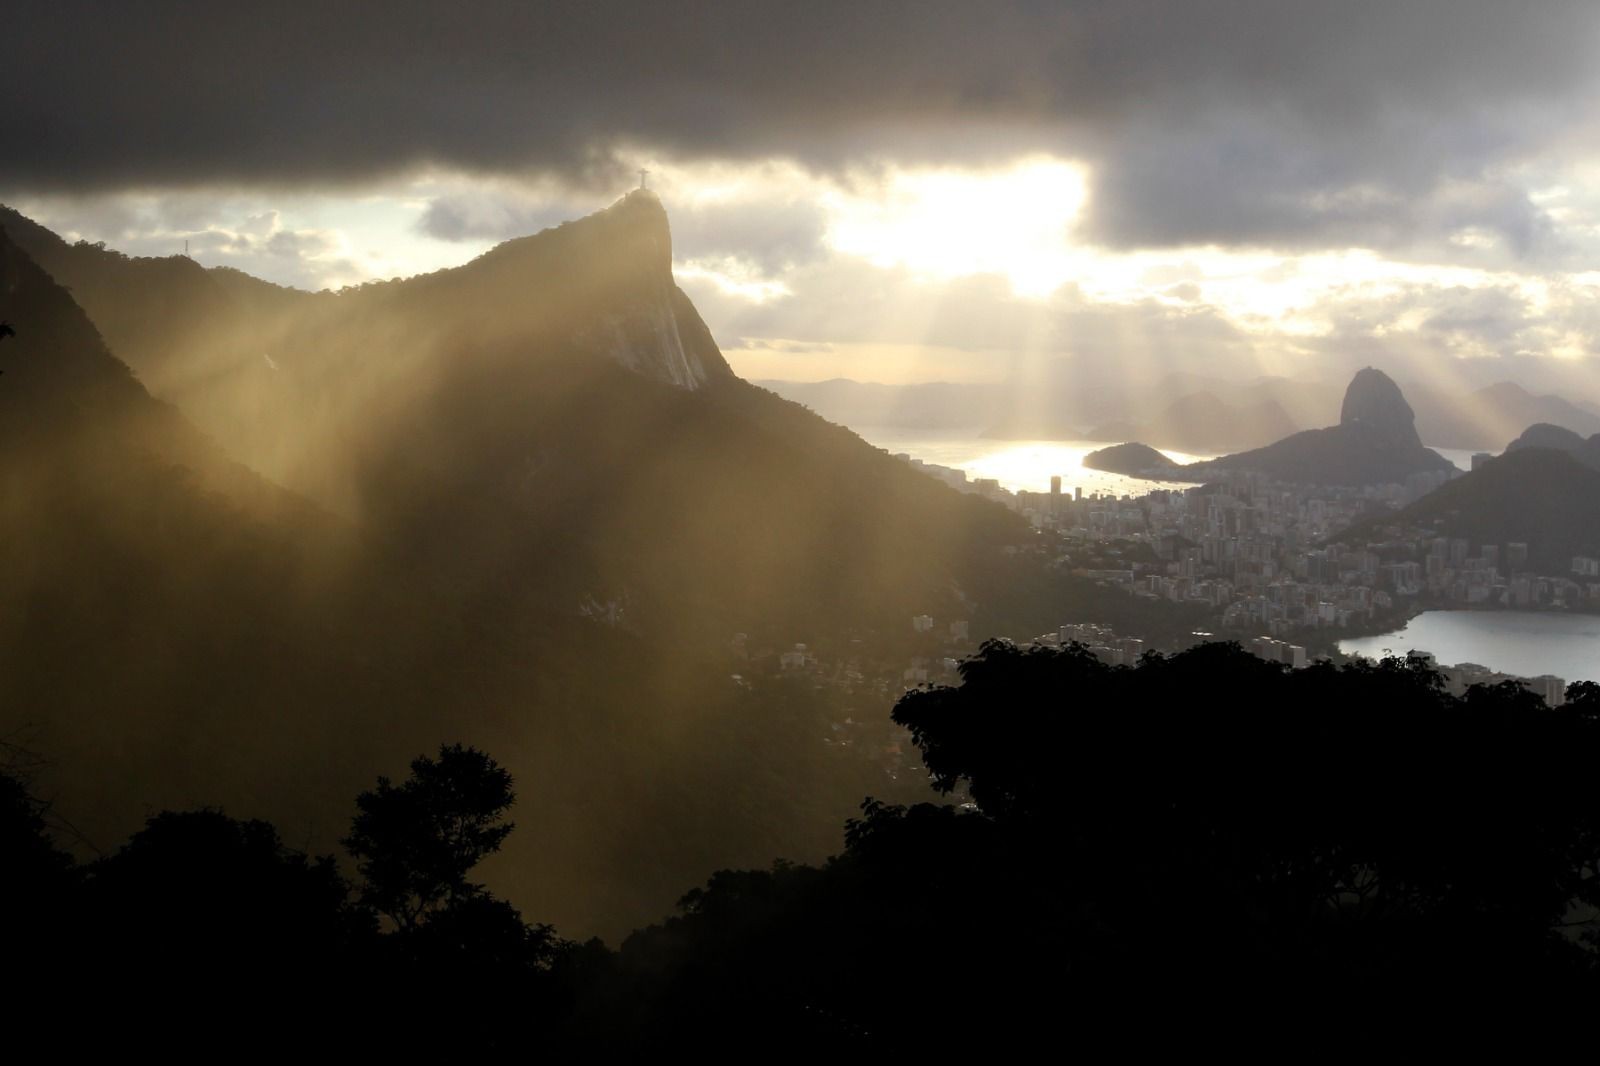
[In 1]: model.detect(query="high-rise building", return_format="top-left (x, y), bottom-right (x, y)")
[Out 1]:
top-left (1528, 675), bottom-right (1567, 707)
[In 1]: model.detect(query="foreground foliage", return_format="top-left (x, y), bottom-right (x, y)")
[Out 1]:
top-left (8, 644), bottom-right (1600, 1049)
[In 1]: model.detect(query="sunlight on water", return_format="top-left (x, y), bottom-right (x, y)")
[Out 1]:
top-left (852, 427), bottom-right (1213, 496)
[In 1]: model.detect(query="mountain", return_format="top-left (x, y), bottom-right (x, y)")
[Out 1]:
top-left (1, 197), bottom-right (1039, 939)
top-left (4, 193), bottom-right (1026, 629)
top-left (1409, 381), bottom-right (1600, 450)
top-left (0, 221), bottom-right (421, 858)
top-left (1504, 422), bottom-right (1600, 471)
top-left (0, 207), bottom-right (307, 433)
top-left (1190, 368), bottom-right (1457, 485)
top-left (1507, 422), bottom-right (1587, 452)
top-left (3, 193), bottom-right (735, 499)
top-left (1082, 442), bottom-right (1183, 477)
top-left (1343, 447), bottom-right (1600, 572)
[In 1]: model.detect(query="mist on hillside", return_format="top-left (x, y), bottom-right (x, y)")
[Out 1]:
top-left (0, 192), bottom-right (1053, 937)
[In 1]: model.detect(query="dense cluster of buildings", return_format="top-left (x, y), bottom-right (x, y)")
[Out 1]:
top-left (1033, 471), bottom-right (1422, 636)
top-left (1024, 622), bottom-right (1149, 666)
top-left (1355, 536), bottom-right (1600, 610)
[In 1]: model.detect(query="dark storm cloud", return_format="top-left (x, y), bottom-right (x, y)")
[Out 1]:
top-left (416, 192), bottom-right (575, 244)
top-left (6, 2), bottom-right (1598, 254)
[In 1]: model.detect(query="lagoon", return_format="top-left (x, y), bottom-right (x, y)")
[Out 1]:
top-left (1339, 610), bottom-right (1600, 684)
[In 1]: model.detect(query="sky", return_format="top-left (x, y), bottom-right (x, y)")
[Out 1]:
top-left (7, 2), bottom-right (1600, 396)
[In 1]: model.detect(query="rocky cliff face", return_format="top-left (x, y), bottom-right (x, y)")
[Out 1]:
top-left (1339, 366), bottom-right (1422, 448)
top-left (458, 189), bottom-right (732, 390)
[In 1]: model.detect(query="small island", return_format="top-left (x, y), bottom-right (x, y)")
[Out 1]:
top-left (1082, 441), bottom-right (1183, 477)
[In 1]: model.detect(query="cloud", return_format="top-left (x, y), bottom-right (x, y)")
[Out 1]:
top-left (11, 194), bottom-right (362, 290)
top-left (670, 196), bottom-right (828, 274)
top-left (683, 244), bottom-right (1267, 390)
top-left (416, 189), bottom-right (575, 244)
top-left (685, 211), bottom-right (1600, 394)
top-left (1285, 275), bottom-right (1600, 395)
top-left (419, 179), bottom-right (827, 273)
top-left (6, 2), bottom-right (1599, 259)
top-left (1079, 114), bottom-right (1575, 263)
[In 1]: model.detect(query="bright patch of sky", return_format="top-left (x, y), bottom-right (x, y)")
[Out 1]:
top-left (818, 157), bottom-right (1089, 298)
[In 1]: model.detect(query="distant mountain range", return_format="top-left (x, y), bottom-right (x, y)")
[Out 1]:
top-left (759, 371), bottom-right (1600, 454)
top-left (1411, 382), bottom-right (1600, 452)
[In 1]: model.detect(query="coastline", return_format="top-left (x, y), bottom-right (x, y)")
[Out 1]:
top-left (1333, 606), bottom-right (1600, 684)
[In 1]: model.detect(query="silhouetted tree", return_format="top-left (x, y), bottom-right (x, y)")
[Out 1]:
top-left (74, 809), bottom-right (368, 1052)
top-left (84, 810), bottom-right (364, 975)
top-left (342, 744), bottom-right (571, 1054)
top-left (1567, 679), bottom-right (1600, 718)
top-left (344, 742), bottom-right (515, 931)
top-left (595, 640), bottom-right (1600, 1052)
top-left (0, 770), bottom-right (77, 971)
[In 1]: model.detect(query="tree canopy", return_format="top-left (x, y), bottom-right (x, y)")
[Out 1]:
top-left (343, 742), bottom-right (516, 931)
top-left (8, 648), bottom-right (1600, 1051)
